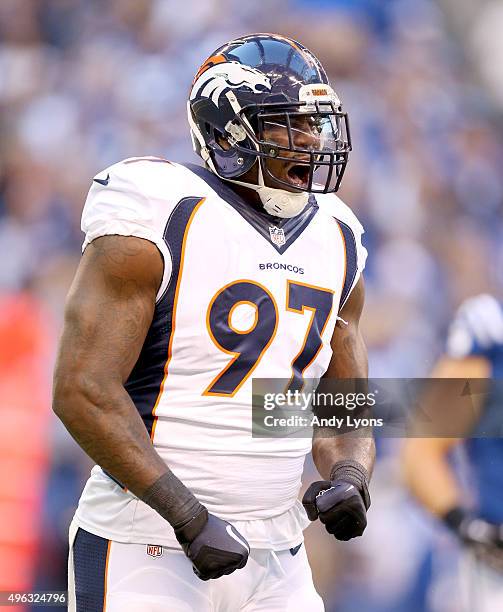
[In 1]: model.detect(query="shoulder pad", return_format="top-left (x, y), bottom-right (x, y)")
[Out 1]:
top-left (447, 294), bottom-right (503, 358)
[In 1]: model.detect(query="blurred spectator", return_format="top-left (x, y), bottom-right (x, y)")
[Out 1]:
top-left (0, 294), bottom-right (53, 596)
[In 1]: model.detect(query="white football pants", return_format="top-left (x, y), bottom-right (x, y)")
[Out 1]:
top-left (68, 522), bottom-right (324, 612)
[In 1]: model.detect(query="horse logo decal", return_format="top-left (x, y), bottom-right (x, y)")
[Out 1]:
top-left (191, 62), bottom-right (271, 106)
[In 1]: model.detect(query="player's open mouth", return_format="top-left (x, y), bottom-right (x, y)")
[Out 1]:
top-left (286, 164), bottom-right (310, 189)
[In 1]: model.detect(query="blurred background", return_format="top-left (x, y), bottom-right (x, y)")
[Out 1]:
top-left (1, 0), bottom-right (502, 610)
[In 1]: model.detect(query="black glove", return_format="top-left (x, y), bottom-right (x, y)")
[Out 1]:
top-left (302, 461), bottom-right (371, 541)
top-left (444, 507), bottom-right (503, 572)
top-left (140, 471), bottom-right (249, 580)
top-left (174, 508), bottom-right (250, 580)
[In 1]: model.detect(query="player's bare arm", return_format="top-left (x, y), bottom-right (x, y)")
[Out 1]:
top-left (401, 300), bottom-right (503, 572)
top-left (53, 235), bottom-right (167, 494)
top-left (402, 355), bottom-right (489, 517)
top-left (53, 234), bottom-right (249, 580)
top-left (303, 277), bottom-right (375, 540)
top-left (400, 351), bottom-right (503, 566)
top-left (313, 277), bottom-right (374, 478)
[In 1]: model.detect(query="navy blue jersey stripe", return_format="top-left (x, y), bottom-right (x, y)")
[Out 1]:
top-left (73, 528), bottom-right (110, 611)
top-left (337, 219), bottom-right (358, 309)
top-left (124, 197), bottom-right (204, 438)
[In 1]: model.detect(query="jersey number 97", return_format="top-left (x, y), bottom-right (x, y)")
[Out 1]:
top-left (204, 279), bottom-right (334, 396)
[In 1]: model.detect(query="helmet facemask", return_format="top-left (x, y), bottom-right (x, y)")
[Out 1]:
top-left (223, 99), bottom-right (351, 194)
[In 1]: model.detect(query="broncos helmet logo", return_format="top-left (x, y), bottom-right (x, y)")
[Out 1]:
top-left (190, 62), bottom-right (271, 107)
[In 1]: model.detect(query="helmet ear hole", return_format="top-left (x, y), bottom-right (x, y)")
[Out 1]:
top-left (215, 131), bottom-right (231, 151)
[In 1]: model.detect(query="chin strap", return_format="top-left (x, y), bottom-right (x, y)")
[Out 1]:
top-left (224, 173), bottom-right (310, 219)
top-left (257, 187), bottom-right (310, 219)
top-left (222, 156), bottom-right (310, 218)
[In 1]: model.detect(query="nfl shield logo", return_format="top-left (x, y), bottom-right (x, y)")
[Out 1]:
top-left (146, 544), bottom-right (163, 558)
top-left (269, 226), bottom-right (286, 246)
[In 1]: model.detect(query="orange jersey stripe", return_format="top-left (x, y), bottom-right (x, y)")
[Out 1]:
top-left (102, 540), bottom-right (112, 611)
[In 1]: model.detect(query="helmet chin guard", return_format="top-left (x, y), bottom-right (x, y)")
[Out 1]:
top-left (255, 186), bottom-right (310, 218)
top-left (224, 161), bottom-right (310, 219)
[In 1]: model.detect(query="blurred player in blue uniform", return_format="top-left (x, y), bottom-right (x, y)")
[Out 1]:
top-left (403, 294), bottom-right (503, 612)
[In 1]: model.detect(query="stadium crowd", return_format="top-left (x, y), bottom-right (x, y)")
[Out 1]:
top-left (1, 0), bottom-right (502, 610)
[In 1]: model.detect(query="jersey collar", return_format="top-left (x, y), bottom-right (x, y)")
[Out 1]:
top-left (183, 163), bottom-right (318, 254)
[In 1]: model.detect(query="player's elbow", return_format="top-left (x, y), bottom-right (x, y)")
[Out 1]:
top-left (52, 362), bottom-right (106, 422)
top-left (52, 363), bottom-right (78, 420)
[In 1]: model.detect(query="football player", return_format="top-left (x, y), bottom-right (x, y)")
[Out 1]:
top-left (402, 294), bottom-right (503, 612)
top-left (53, 34), bottom-right (375, 611)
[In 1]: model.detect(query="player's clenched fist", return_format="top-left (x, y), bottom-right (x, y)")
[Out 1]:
top-left (302, 461), bottom-right (371, 541)
top-left (175, 508), bottom-right (250, 580)
top-left (141, 471), bottom-right (249, 581)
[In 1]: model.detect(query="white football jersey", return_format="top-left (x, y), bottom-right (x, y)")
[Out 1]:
top-left (74, 157), bottom-right (367, 549)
